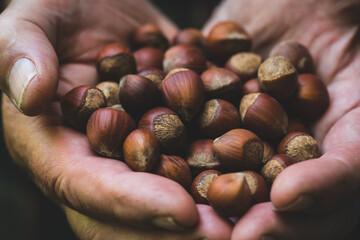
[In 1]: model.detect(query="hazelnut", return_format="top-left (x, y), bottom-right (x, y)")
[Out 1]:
top-left (133, 47), bottom-right (164, 72)
top-left (61, 85), bottom-right (107, 131)
top-left (207, 21), bottom-right (252, 64)
top-left (197, 99), bottom-right (241, 139)
top-left (138, 68), bottom-right (166, 87)
top-left (287, 117), bottom-right (309, 134)
top-left (225, 52), bottom-right (262, 81)
top-left (287, 74), bottom-right (330, 120)
top-left (262, 141), bottom-right (275, 164)
top-left (242, 78), bottom-right (260, 95)
top-left (123, 129), bottom-right (160, 172)
top-left (241, 171), bottom-right (270, 204)
top-left (239, 93), bottom-right (288, 142)
top-left (138, 107), bottom-right (187, 153)
top-left (261, 154), bottom-right (297, 185)
top-left (86, 107), bottom-right (136, 159)
top-left (119, 74), bottom-right (162, 119)
top-left (132, 23), bottom-right (169, 51)
top-left (95, 81), bottom-right (120, 107)
top-left (207, 172), bottom-right (252, 217)
top-left (186, 139), bottom-right (222, 174)
top-left (110, 104), bottom-right (125, 111)
top-left (191, 170), bottom-right (222, 204)
top-left (258, 56), bottom-right (298, 100)
top-left (277, 132), bottom-right (320, 162)
top-left (200, 67), bottom-right (242, 104)
top-left (269, 40), bottom-right (315, 74)
top-left (160, 68), bottom-right (205, 122)
top-left (173, 28), bottom-right (207, 54)
top-left (163, 44), bottom-right (207, 74)
top-left (153, 155), bottom-right (192, 190)
top-left (97, 43), bottom-right (136, 81)
top-left (212, 129), bottom-right (264, 171)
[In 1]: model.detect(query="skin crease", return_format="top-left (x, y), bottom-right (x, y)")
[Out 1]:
top-left (1, 0), bottom-right (360, 240)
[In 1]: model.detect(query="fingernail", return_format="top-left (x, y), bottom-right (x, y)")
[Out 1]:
top-left (8, 58), bottom-right (37, 110)
top-left (261, 235), bottom-right (275, 240)
top-left (152, 216), bottom-right (186, 231)
top-left (272, 195), bottom-right (313, 211)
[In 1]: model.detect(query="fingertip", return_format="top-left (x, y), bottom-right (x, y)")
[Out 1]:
top-left (270, 157), bottom-right (356, 213)
top-left (10, 57), bottom-right (58, 115)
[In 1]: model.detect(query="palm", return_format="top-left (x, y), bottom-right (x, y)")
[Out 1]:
top-left (2, 0), bottom-right (219, 238)
top-left (205, 0), bottom-right (360, 238)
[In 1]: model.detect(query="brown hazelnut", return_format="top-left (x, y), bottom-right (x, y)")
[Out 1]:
top-left (160, 68), bottom-right (205, 122)
top-left (207, 21), bottom-right (252, 64)
top-left (262, 141), bottom-right (275, 164)
top-left (119, 74), bottom-right (162, 119)
top-left (200, 67), bottom-right (242, 104)
top-left (163, 44), bottom-right (207, 74)
top-left (86, 107), bottom-right (136, 159)
top-left (97, 43), bottom-right (136, 81)
top-left (212, 129), bottom-right (264, 171)
top-left (277, 132), bottom-right (320, 162)
top-left (138, 68), bottom-right (166, 87)
top-left (225, 52), bottom-right (262, 81)
top-left (153, 155), bottom-right (192, 190)
top-left (287, 117), bottom-right (309, 134)
top-left (186, 139), bottom-right (222, 174)
top-left (261, 154), bottom-right (297, 185)
top-left (197, 99), bottom-right (241, 139)
top-left (269, 40), bottom-right (315, 74)
top-left (241, 171), bottom-right (270, 204)
top-left (123, 129), bottom-right (160, 172)
top-left (138, 107), bottom-right (187, 153)
top-left (287, 74), bottom-right (329, 120)
top-left (134, 47), bottom-right (164, 72)
top-left (258, 56), bottom-right (298, 100)
top-left (207, 172), bottom-right (252, 217)
top-left (239, 93), bottom-right (288, 142)
top-left (242, 78), bottom-right (260, 95)
top-left (173, 28), bottom-right (207, 54)
top-left (110, 104), bottom-right (125, 111)
top-left (95, 81), bottom-right (120, 107)
top-left (132, 23), bottom-right (169, 51)
top-left (61, 85), bottom-right (107, 131)
top-left (191, 170), bottom-right (222, 204)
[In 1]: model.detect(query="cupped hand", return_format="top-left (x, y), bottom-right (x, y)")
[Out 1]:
top-left (1, 0), bottom-right (232, 239)
top-left (205, 0), bottom-right (360, 239)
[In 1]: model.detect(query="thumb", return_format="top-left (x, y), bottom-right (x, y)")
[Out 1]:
top-left (0, 1), bottom-right (58, 116)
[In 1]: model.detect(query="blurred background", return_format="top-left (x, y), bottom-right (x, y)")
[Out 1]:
top-left (0, 0), bottom-right (220, 239)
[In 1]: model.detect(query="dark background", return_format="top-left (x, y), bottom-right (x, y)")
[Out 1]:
top-left (0, 1), bottom-right (220, 239)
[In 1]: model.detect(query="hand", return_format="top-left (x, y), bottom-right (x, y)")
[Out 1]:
top-left (205, 0), bottom-right (360, 239)
top-left (1, 0), bottom-right (232, 239)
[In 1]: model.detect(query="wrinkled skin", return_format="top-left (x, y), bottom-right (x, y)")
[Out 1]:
top-left (1, 0), bottom-right (360, 239)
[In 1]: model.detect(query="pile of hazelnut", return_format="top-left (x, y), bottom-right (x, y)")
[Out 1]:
top-left (60, 21), bottom-right (329, 218)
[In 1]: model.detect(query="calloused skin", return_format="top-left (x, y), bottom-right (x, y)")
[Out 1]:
top-left (204, 0), bottom-right (360, 239)
top-left (1, 0), bottom-right (360, 239)
top-left (0, 0), bottom-right (232, 239)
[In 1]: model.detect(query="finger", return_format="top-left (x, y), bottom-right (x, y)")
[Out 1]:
top-left (65, 204), bottom-right (232, 240)
top-left (231, 202), bottom-right (359, 240)
top-left (271, 108), bottom-right (360, 213)
top-left (0, 0), bottom-right (59, 115)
